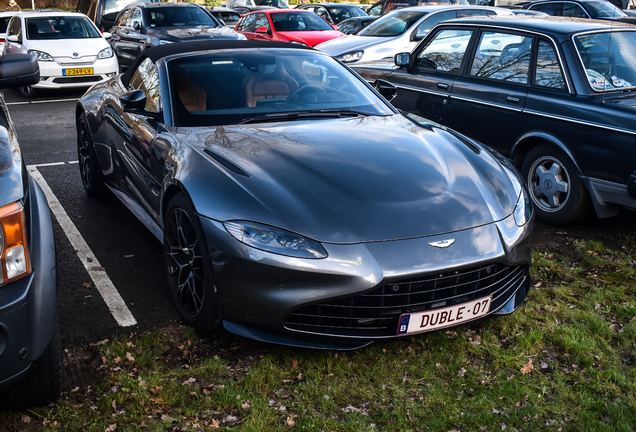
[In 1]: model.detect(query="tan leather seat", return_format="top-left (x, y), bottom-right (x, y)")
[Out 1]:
top-left (244, 63), bottom-right (299, 107)
top-left (177, 68), bottom-right (206, 112)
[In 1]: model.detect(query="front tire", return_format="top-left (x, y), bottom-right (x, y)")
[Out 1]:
top-left (521, 145), bottom-right (591, 225)
top-left (0, 325), bottom-right (63, 410)
top-left (164, 193), bottom-right (218, 331)
top-left (18, 85), bottom-right (36, 98)
top-left (77, 112), bottom-right (105, 197)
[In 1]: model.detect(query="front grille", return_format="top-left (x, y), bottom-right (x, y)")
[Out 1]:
top-left (52, 76), bottom-right (101, 84)
top-left (285, 263), bottom-right (528, 338)
top-left (56, 56), bottom-right (96, 65)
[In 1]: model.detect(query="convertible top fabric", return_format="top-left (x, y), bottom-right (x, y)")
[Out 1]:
top-left (121, 40), bottom-right (313, 88)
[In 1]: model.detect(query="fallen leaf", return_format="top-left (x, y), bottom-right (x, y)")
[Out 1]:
top-left (105, 425), bottom-right (117, 432)
top-left (210, 419), bottom-right (220, 429)
top-left (83, 281), bottom-right (92, 288)
top-left (291, 360), bottom-right (298, 368)
top-left (242, 401), bottom-right (252, 409)
top-left (161, 415), bottom-right (176, 423)
top-left (182, 377), bottom-right (196, 385)
top-left (457, 367), bottom-right (466, 378)
top-left (286, 417), bottom-right (296, 426)
top-left (521, 359), bottom-right (533, 375)
top-left (150, 386), bottom-right (161, 394)
top-left (436, 363), bottom-right (446, 372)
top-left (534, 282), bottom-right (542, 288)
top-left (21, 415), bottom-right (31, 423)
top-left (126, 352), bottom-right (135, 362)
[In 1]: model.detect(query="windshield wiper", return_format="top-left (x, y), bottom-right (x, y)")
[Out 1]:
top-left (239, 110), bottom-right (369, 125)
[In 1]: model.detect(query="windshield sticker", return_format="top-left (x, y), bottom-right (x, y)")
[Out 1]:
top-left (577, 36), bottom-right (597, 48)
top-left (611, 75), bottom-right (630, 88)
top-left (587, 69), bottom-right (609, 90)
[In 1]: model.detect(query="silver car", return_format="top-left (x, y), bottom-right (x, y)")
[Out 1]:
top-left (316, 5), bottom-right (512, 64)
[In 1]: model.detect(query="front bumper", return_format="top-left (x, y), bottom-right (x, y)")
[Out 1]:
top-left (0, 177), bottom-right (57, 391)
top-left (200, 211), bottom-right (532, 348)
top-left (34, 57), bottom-right (118, 90)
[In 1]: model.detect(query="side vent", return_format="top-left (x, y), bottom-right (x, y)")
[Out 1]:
top-left (203, 148), bottom-right (250, 177)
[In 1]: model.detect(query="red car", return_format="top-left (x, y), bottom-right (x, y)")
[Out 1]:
top-left (235, 9), bottom-right (345, 47)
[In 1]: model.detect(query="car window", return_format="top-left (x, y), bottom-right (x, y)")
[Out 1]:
top-left (456, 9), bottom-right (490, 17)
top-left (339, 20), bottom-right (361, 34)
top-left (358, 10), bottom-right (427, 37)
top-left (271, 12), bottom-right (333, 31)
top-left (128, 57), bottom-right (161, 112)
top-left (528, 2), bottom-right (563, 15)
top-left (368, 3), bottom-right (382, 15)
top-left (562, 2), bottom-right (588, 17)
top-left (26, 16), bottom-right (101, 39)
top-left (416, 29), bottom-right (473, 72)
top-left (327, 6), bottom-right (365, 23)
top-left (470, 31), bottom-right (532, 84)
top-left (534, 39), bottom-right (565, 89)
top-left (115, 8), bottom-right (132, 27)
top-left (254, 13), bottom-right (270, 31)
top-left (237, 13), bottom-right (256, 32)
top-left (0, 16), bottom-right (13, 33)
top-left (145, 6), bottom-right (217, 28)
top-left (415, 11), bottom-right (455, 35)
top-left (586, 0), bottom-right (627, 17)
top-left (314, 7), bottom-right (333, 24)
top-left (168, 49), bottom-right (393, 126)
top-left (7, 16), bottom-right (21, 42)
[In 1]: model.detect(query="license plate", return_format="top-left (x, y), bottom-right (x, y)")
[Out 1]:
top-left (397, 296), bottom-right (492, 335)
top-left (63, 68), bottom-right (93, 76)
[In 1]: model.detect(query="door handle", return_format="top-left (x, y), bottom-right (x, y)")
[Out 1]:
top-left (438, 83), bottom-right (449, 89)
top-left (506, 96), bottom-right (520, 103)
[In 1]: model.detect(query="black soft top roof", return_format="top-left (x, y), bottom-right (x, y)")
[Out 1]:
top-left (120, 40), bottom-right (312, 88)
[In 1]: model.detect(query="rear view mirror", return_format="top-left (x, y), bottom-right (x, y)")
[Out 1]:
top-left (256, 26), bottom-right (269, 34)
top-left (373, 79), bottom-right (398, 101)
top-left (120, 89), bottom-right (146, 110)
top-left (395, 52), bottom-right (410, 67)
top-left (0, 54), bottom-right (39, 89)
top-left (132, 20), bottom-right (142, 32)
top-left (7, 35), bottom-right (19, 43)
top-left (102, 31), bottom-right (112, 39)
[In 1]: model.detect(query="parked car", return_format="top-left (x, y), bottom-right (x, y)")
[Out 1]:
top-left (0, 11), bottom-right (19, 53)
top-left (353, 15), bottom-right (636, 224)
top-left (510, 9), bottom-right (549, 14)
top-left (75, 39), bottom-right (532, 349)
top-left (76, 0), bottom-right (158, 32)
top-left (235, 9), bottom-right (345, 47)
top-left (3, 11), bottom-right (119, 98)
top-left (338, 15), bottom-right (379, 34)
top-left (207, 6), bottom-right (241, 28)
top-left (316, 5), bottom-right (512, 64)
top-left (0, 54), bottom-right (62, 409)
top-left (227, 0), bottom-right (288, 15)
top-left (521, 0), bottom-right (636, 22)
top-left (295, 3), bottom-right (368, 25)
top-left (109, 2), bottom-right (244, 71)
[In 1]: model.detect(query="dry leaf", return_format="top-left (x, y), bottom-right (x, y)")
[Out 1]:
top-left (21, 415), bottom-right (31, 423)
top-left (126, 352), bottom-right (135, 362)
top-left (182, 377), bottom-right (196, 385)
top-left (210, 419), bottom-right (220, 429)
top-left (105, 425), bottom-right (117, 432)
top-left (82, 281), bottom-right (92, 288)
top-left (150, 386), bottom-right (161, 394)
top-left (286, 417), bottom-right (296, 427)
top-left (534, 282), bottom-right (542, 288)
top-left (242, 401), bottom-right (252, 409)
top-left (457, 367), bottom-right (466, 378)
top-left (436, 363), bottom-right (446, 372)
top-left (521, 359), bottom-right (533, 375)
top-left (291, 360), bottom-right (298, 368)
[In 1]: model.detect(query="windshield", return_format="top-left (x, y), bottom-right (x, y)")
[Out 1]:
top-left (585, 1), bottom-right (627, 18)
top-left (168, 49), bottom-right (393, 127)
top-left (358, 10), bottom-right (427, 37)
top-left (574, 31), bottom-right (636, 92)
top-left (104, 0), bottom-right (143, 16)
top-left (255, 0), bottom-right (290, 7)
top-left (327, 5), bottom-right (367, 20)
top-left (271, 12), bottom-right (334, 31)
top-left (26, 16), bottom-right (101, 39)
top-left (145, 7), bottom-right (218, 27)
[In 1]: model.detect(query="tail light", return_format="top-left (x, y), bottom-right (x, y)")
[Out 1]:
top-left (0, 201), bottom-right (31, 285)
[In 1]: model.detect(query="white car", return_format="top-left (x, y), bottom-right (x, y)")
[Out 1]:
top-left (0, 11), bottom-right (19, 53)
top-left (3, 11), bottom-right (119, 97)
top-left (316, 5), bottom-right (513, 64)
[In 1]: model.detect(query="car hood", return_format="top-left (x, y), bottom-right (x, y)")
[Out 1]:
top-left (148, 26), bottom-right (242, 41)
top-left (315, 34), bottom-right (390, 55)
top-left (277, 30), bottom-right (343, 47)
top-left (178, 114), bottom-right (520, 244)
top-left (25, 38), bottom-right (109, 56)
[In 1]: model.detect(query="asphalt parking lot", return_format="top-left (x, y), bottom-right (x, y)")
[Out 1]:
top-left (4, 86), bottom-right (635, 389)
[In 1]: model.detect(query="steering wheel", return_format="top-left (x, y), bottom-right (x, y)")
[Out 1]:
top-left (287, 84), bottom-right (329, 103)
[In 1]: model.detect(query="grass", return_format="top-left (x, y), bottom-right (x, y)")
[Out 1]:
top-left (1, 234), bottom-right (636, 431)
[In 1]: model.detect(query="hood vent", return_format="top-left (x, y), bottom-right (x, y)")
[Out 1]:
top-left (203, 148), bottom-right (250, 177)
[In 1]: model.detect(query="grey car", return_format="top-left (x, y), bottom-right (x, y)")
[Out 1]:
top-left (316, 5), bottom-right (512, 64)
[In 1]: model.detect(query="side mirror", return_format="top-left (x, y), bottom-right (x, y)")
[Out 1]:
top-left (218, 18), bottom-right (226, 25)
top-left (132, 20), bottom-right (142, 32)
top-left (120, 89), bottom-right (146, 111)
top-left (102, 31), bottom-right (112, 39)
top-left (0, 54), bottom-right (39, 89)
top-left (7, 35), bottom-right (19, 43)
top-left (395, 52), bottom-right (410, 67)
top-left (255, 26), bottom-right (269, 34)
top-left (373, 79), bottom-right (397, 101)
top-left (332, 24), bottom-right (339, 30)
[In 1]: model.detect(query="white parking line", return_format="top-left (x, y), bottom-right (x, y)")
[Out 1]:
top-left (27, 163), bottom-right (137, 327)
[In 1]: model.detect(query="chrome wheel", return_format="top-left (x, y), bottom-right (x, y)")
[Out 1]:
top-left (528, 155), bottom-right (570, 213)
top-left (164, 207), bottom-right (205, 319)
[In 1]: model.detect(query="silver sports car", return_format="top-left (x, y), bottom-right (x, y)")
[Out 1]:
top-left (76, 40), bottom-right (533, 350)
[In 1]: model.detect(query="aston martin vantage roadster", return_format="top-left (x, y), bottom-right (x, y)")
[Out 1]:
top-left (76, 40), bottom-right (533, 350)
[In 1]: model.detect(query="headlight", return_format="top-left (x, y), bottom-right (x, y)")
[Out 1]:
top-left (0, 201), bottom-right (31, 286)
top-left (289, 40), bottom-right (309, 47)
top-left (513, 189), bottom-right (533, 227)
top-left (224, 221), bottom-right (327, 259)
top-left (158, 40), bottom-right (174, 45)
top-left (27, 49), bottom-right (53, 61)
top-left (336, 50), bottom-right (363, 63)
top-left (97, 47), bottom-right (113, 59)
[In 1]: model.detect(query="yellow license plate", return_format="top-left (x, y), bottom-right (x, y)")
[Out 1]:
top-left (63, 68), bottom-right (94, 76)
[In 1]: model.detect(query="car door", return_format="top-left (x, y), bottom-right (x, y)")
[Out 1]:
top-left (111, 7), bottom-right (146, 70)
top-left (389, 27), bottom-right (475, 125)
top-left (449, 29), bottom-right (533, 155)
top-left (118, 57), bottom-right (166, 220)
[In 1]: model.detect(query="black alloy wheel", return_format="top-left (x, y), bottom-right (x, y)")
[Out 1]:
top-left (521, 144), bottom-right (591, 225)
top-left (164, 194), bottom-right (218, 330)
top-left (77, 112), bottom-right (105, 197)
